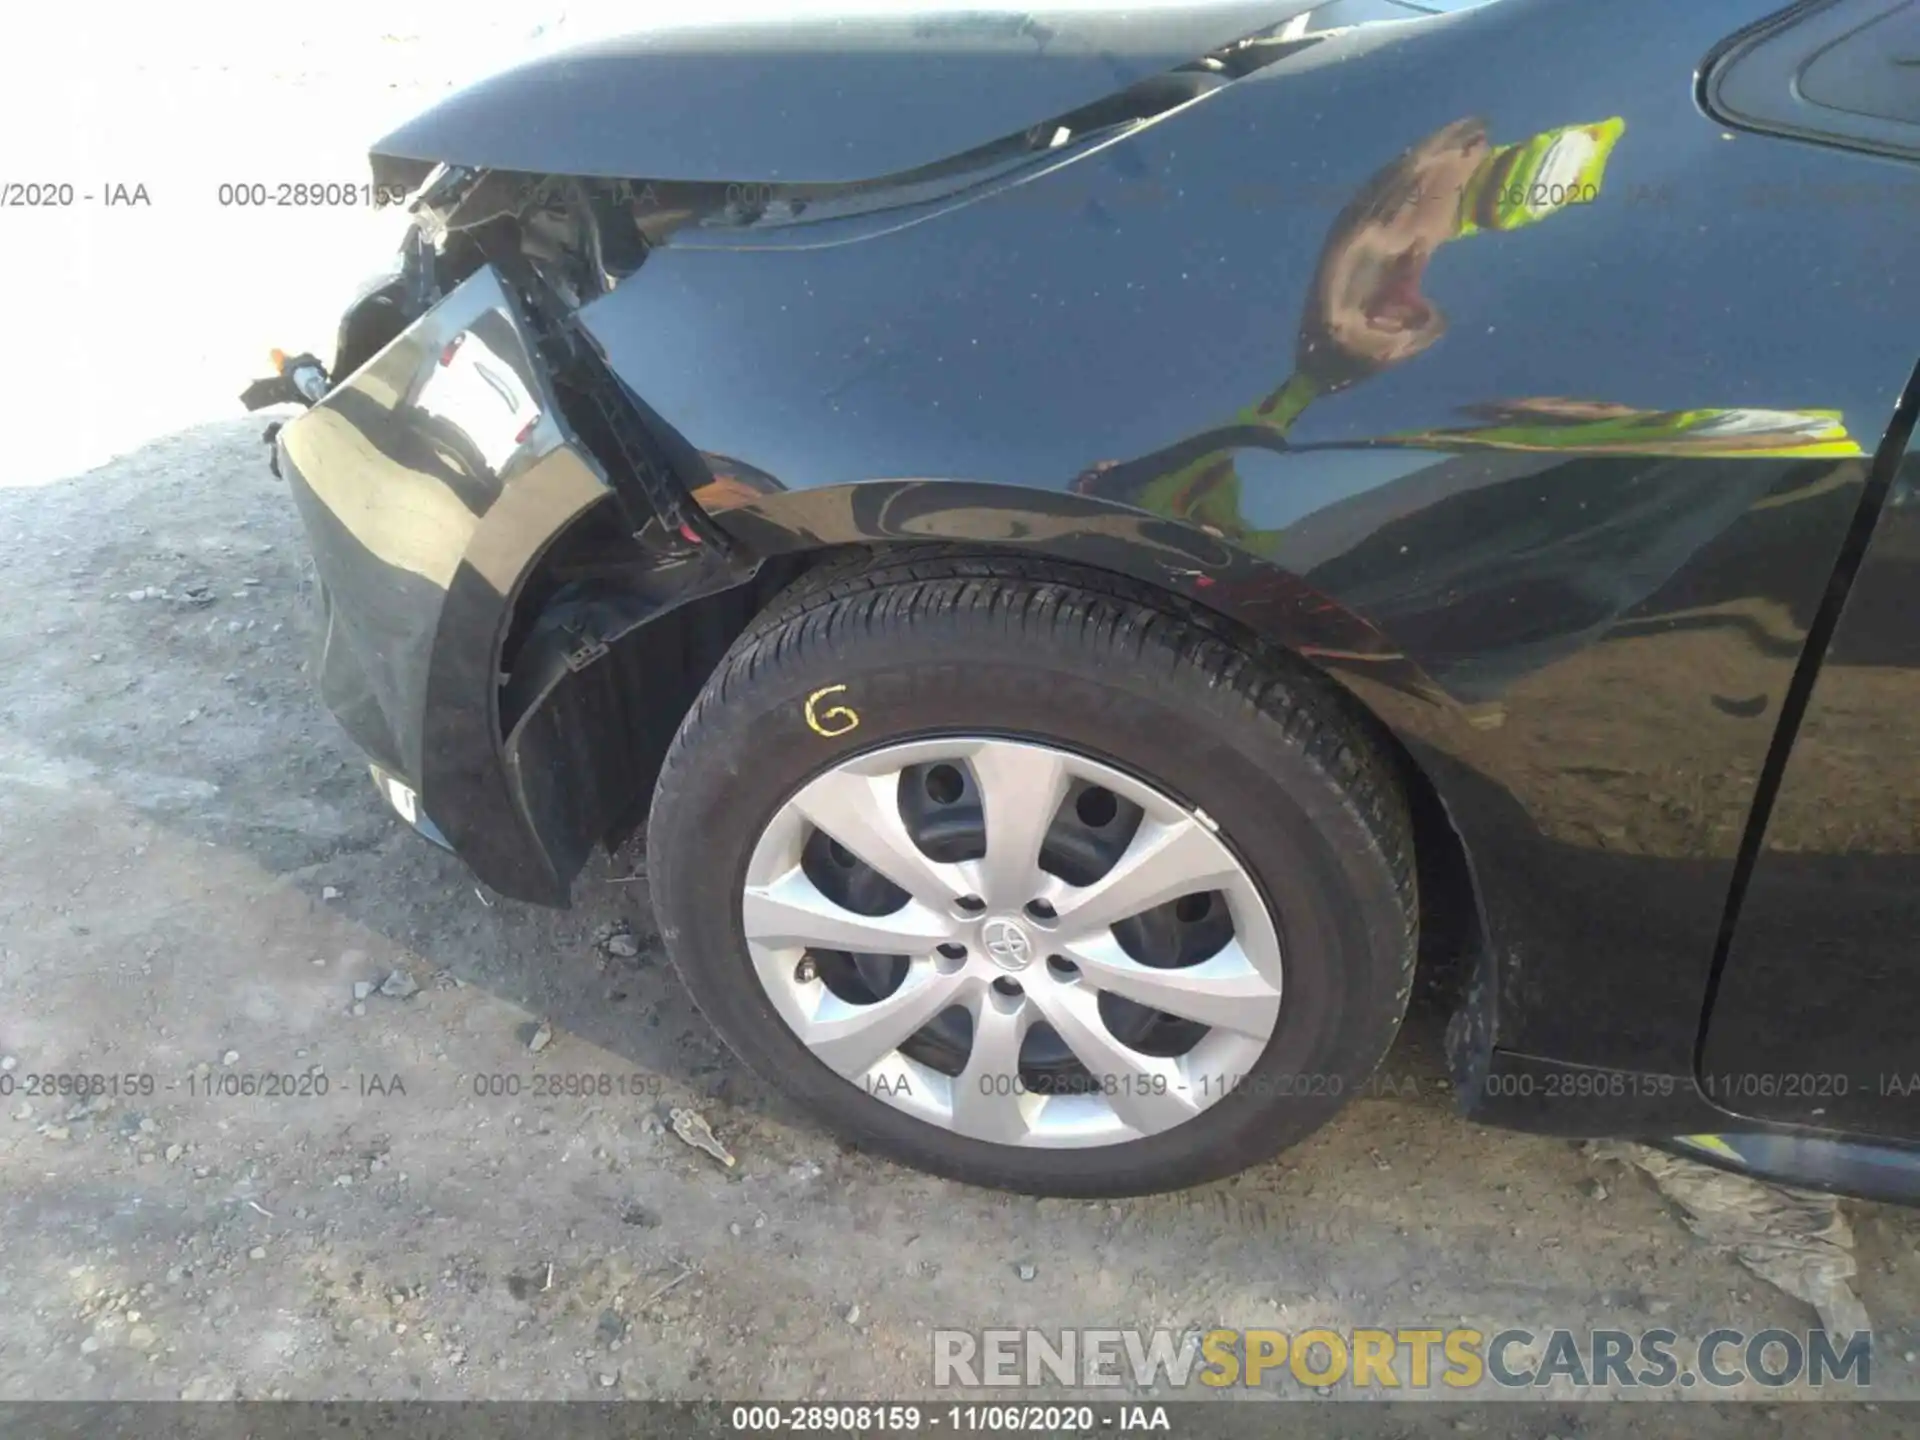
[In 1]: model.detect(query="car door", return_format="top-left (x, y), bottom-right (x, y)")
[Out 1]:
top-left (1699, 0), bottom-right (1920, 1138)
top-left (1701, 450), bottom-right (1920, 1138)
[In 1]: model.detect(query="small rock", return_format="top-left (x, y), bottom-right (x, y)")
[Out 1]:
top-left (352, 1003), bottom-right (367, 1017)
top-left (378, 969), bottom-right (419, 1000)
top-left (598, 1372), bottom-right (618, 1389)
top-left (165, 1144), bottom-right (182, 1163)
top-left (322, 886), bottom-right (341, 901)
top-left (353, 981), bottom-right (374, 1001)
top-left (1586, 1180), bottom-right (1609, 1201)
top-left (128, 1324), bottom-right (157, 1351)
top-left (728, 1222), bottom-right (742, 1238)
top-left (0, 1056), bottom-right (14, 1072)
top-left (89, 653), bottom-right (104, 663)
top-left (126, 589), bottom-right (147, 602)
top-left (221, 1051), bottom-right (239, 1067)
top-left (1014, 1262), bottom-right (1037, 1282)
top-left (41, 1125), bottom-right (70, 1141)
top-left (528, 1021), bottom-right (553, 1053)
top-left (138, 1118), bottom-right (156, 1134)
top-left (80, 1336), bottom-right (102, 1355)
top-left (604, 933), bottom-right (640, 960)
top-left (844, 1303), bottom-right (862, 1326)
top-left (249, 1247), bottom-right (266, 1260)
top-left (669, 1107), bottom-right (735, 1167)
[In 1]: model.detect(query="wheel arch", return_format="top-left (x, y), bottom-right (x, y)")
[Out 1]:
top-left (498, 478), bottom-right (1485, 1022)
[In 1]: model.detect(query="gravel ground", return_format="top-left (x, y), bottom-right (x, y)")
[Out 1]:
top-left (3, 9), bottom-right (1920, 1426)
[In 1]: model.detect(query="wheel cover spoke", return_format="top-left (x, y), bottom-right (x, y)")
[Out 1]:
top-left (1045, 817), bottom-right (1242, 940)
top-left (1059, 933), bottom-right (1280, 1037)
top-left (799, 961), bottom-right (971, 1078)
top-left (790, 765), bottom-right (969, 909)
top-left (741, 737), bottom-right (1284, 1150)
top-left (1025, 982), bottom-right (1203, 1136)
top-left (742, 867), bottom-right (949, 954)
top-left (950, 991), bottom-right (1039, 1144)
top-left (964, 740), bottom-right (1071, 910)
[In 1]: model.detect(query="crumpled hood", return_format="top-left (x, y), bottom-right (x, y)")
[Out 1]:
top-left (369, 2), bottom-right (1329, 186)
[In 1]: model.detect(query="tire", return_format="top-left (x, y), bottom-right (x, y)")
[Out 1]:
top-left (645, 552), bottom-right (1416, 1197)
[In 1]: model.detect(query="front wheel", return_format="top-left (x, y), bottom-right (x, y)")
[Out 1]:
top-left (646, 554), bottom-right (1416, 1197)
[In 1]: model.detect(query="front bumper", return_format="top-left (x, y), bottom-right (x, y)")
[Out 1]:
top-left (368, 763), bottom-right (451, 850)
top-left (277, 265), bottom-right (619, 902)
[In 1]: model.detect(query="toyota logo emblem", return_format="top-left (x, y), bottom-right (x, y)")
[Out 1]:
top-left (981, 918), bottom-right (1034, 971)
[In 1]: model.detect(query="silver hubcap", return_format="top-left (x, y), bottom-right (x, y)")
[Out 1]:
top-left (740, 737), bottom-right (1283, 1148)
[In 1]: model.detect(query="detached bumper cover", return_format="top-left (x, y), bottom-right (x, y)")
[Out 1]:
top-left (277, 266), bottom-right (615, 902)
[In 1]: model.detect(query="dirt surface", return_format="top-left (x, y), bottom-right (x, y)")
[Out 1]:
top-left (4, 11), bottom-right (1920, 1427)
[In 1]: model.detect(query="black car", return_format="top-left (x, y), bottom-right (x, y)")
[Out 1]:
top-left (253, 0), bottom-right (1920, 1199)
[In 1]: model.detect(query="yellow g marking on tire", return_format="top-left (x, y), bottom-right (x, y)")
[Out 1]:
top-left (804, 684), bottom-right (860, 737)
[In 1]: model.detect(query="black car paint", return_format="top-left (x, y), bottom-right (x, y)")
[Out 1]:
top-left (1703, 444), bottom-right (1920, 1138)
top-left (274, 0), bottom-right (1920, 1188)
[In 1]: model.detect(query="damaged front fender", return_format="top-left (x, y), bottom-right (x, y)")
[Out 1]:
top-left (276, 264), bottom-right (731, 904)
